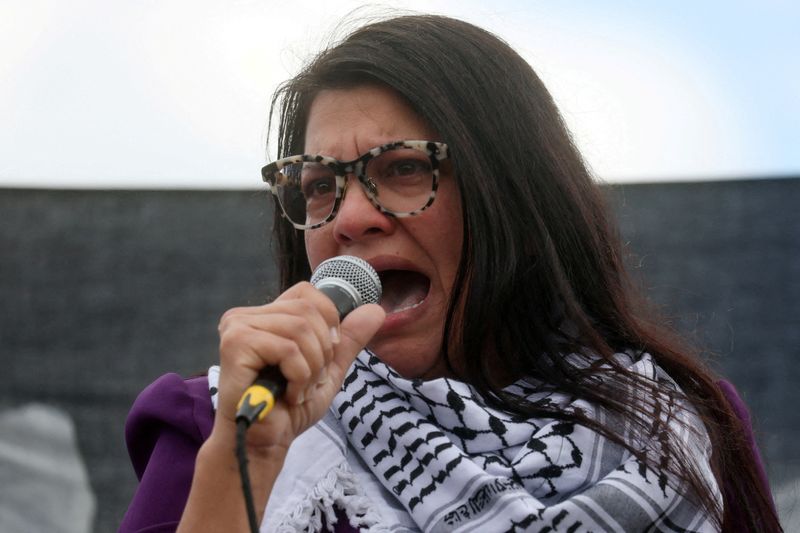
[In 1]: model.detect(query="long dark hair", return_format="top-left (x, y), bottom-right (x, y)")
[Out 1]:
top-left (267, 14), bottom-right (780, 531)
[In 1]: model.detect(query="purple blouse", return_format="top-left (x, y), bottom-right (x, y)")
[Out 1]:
top-left (119, 373), bottom-right (357, 533)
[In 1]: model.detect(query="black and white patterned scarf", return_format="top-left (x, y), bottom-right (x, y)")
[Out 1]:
top-left (213, 350), bottom-right (720, 532)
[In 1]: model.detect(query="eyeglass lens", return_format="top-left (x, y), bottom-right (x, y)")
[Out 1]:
top-left (275, 146), bottom-right (435, 227)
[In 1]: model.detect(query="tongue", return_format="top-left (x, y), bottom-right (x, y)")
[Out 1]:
top-left (379, 270), bottom-right (430, 314)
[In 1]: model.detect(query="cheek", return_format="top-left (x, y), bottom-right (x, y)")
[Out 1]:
top-left (304, 230), bottom-right (334, 270)
top-left (430, 188), bottom-right (463, 271)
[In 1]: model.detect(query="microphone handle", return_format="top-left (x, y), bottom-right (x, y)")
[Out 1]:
top-left (236, 366), bottom-right (287, 425)
top-left (235, 283), bottom-right (361, 424)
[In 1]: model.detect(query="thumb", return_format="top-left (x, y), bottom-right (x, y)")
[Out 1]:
top-left (333, 303), bottom-right (386, 369)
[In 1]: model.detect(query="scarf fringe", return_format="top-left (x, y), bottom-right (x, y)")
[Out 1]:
top-left (271, 461), bottom-right (390, 533)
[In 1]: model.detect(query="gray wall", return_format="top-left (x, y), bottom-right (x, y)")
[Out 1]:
top-left (1, 178), bottom-right (798, 531)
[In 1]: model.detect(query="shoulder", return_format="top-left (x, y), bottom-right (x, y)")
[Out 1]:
top-left (124, 373), bottom-right (214, 480)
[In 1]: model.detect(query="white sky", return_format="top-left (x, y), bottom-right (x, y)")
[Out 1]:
top-left (0, 0), bottom-right (798, 188)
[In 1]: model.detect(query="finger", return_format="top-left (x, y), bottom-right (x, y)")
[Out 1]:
top-left (219, 324), bottom-right (312, 382)
top-left (219, 290), bottom-right (340, 363)
top-left (217, 282), bottom-right (345, 410)
top-left (220, 314), bottom-right (339, 406)
top-left (332, 304), bottom-right (386, 373)
top-left (220, 280), bottom-right (339, 324)
top-left (278, 282), bottom-right (342, 325)
top-left (230, 307), bottom-right (334, 372)
top-left (274, 282), bottom-right (343, 350)
top-left (219, 326), bottom-right (316, 407)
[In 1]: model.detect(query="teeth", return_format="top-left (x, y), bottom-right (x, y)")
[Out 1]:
top-left (389, 299), bottom-right (424, 314)
top-left (378, 269), bottom-right (430, 315)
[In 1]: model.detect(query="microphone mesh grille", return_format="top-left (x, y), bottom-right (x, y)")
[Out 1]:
top-left (310, 256), bottom-right (382, 305)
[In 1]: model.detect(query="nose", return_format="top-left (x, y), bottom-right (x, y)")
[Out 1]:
top-left (331, 175), bottom-right (394, 244)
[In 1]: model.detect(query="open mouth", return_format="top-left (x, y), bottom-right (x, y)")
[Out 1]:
top-left (377, 269), bottom-right (431, 314)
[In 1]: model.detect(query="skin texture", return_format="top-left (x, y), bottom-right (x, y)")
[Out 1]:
top-left (179, 283), bottom-right (385, 531)
top-left (304, 85), bottom-right (464, 380)
top-left (177, 84), bottom-right (463, 530)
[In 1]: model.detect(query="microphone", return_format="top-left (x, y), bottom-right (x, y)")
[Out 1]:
top-left (235, 255), bottom-right (382, 425)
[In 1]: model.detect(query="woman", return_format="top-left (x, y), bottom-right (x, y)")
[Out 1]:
top-left (121, 14), bottom-right (780, 532)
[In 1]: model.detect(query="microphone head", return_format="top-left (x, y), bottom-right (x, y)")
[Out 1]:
top-left (310, 255), bottom-right (382, 306)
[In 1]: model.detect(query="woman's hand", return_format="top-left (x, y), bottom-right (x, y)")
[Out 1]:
top-left (213, 281), bottom-right (385, 454)
top-left (178, 282), bottom-right (384, 532)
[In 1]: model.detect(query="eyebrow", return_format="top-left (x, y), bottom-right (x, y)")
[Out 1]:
top-left (300, 139), bottom-right (412, 159)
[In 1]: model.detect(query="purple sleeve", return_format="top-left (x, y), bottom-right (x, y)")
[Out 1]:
top-left (717, 380), bottom-right (777, 521)
top-left (118, 374), bottom-right (214, 533)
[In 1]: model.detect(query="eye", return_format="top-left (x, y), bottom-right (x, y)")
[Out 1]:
top-left (302, 176), bottom-right (334, 198)
top-left (298, 164), bottom-right (335, 199)
top-left (386, 158), bottom-right (431, 177)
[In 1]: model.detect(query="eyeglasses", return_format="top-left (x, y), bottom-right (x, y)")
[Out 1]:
top-left (261, 140), bottom-right (449, 230)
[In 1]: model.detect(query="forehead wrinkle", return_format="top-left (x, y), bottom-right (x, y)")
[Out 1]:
top-left (303, 86), bottom-right (437, 159)
top-left (308, 117), bottom-right (399, 160)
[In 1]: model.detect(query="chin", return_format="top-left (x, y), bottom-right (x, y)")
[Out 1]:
top-left (366, 342), bottom-right (448, 380)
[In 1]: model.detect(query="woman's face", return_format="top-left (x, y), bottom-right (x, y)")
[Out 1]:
top-left (303, 85), bottom-right (463, 379)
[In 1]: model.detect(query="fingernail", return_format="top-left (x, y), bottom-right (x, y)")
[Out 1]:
top-left (296, 390), bottom-right (305, 405)
top-left (330, 326), bottom-right (341, 344)
top-left (317, 367), bottom-right (328, 386)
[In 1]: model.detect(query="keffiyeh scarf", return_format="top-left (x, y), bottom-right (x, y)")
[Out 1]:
top-left (209, 350), bottom-right (720, 532)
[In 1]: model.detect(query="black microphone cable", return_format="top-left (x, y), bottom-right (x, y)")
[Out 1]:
top-left (232, 256), bottom-right (381, 532)
top-left (236, 417), bottom-right (260, 533)
top-left (235, 367), bottom-right (286, 533)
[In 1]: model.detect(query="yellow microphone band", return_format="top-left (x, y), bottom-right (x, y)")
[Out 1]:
top-left (236, 384), bottom-right (276, 422)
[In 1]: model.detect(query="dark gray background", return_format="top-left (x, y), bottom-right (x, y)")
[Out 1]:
top-left (1, 178), bottom-right (798, 531)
